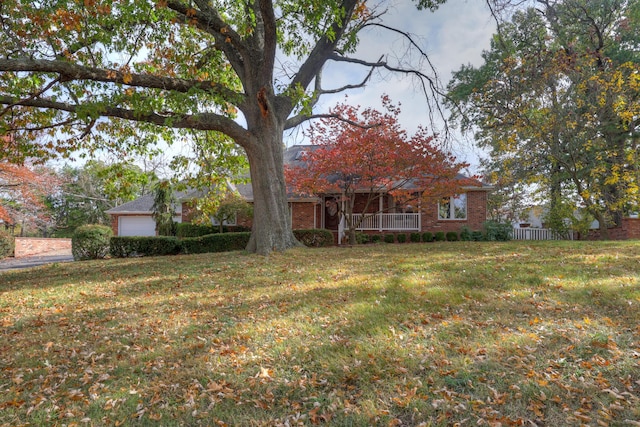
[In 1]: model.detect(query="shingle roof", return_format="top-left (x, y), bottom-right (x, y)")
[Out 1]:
top-left (105, 190), bottom-right (200, 214)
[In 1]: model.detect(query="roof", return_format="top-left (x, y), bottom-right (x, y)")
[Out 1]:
top-left (105, 189), bottom-right (200, 214)
top-left (108, 145), bottom-right (490, 214)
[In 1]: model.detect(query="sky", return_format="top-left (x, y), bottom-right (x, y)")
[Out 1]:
top-left (284, 0), bottom-right (498, 171)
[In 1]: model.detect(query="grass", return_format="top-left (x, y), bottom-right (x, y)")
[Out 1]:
top-left (1, 240), bottom-right (639, 426)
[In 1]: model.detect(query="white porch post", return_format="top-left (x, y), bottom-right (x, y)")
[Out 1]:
top-left (378, 195), bottom-right (383, 232)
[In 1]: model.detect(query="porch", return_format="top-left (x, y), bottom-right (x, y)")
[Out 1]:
top-left (350, 213), bottom-right (421, 231)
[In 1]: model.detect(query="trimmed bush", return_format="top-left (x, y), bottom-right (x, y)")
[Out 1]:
top-left (410, 232), bottom-right (421, 243)
top-left (0, 230), bottom-right (15, 259)
top-left (483, 220), bottom-right (512, 241)
top-left (422, 232), bottom-right (434, 242)
top-left (176, 222), bottom-right (218, 238)
top-left (459, 227), bottom-right (472, 241)
top-left (434, 231), bottom-right (446, 242)
top-left (446, 231), bottom-right (459, 241)
top-left (370, 234), bottom-right (382, 243)
top-left (396, 233), bottom-right (407, 243)
top-left (293, 229), bottom-right (334, 247)
top-left (354, 232), bottom-right (369, 244)
top-left (472, 230), bottom-right (485, 241)
top-left (72, 224), bottom-right (113, 260)
top-left (384, 234), bottom-right (395, 243)
top-left (110, 236), bottom-right (182, 258)
top-left (181, 232), bottom-right (251, 254)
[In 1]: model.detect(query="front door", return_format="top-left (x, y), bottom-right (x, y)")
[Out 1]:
top-left (324, 196), bottom-right (340, 230)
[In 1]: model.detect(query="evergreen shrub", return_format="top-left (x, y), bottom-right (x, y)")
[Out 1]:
top-left (446, 231), bottom-right (459, 241)
top-left (410, 232), bottom-right (421, 243)
top-left (181, 232), bottom-right (251, 254)
top-left (110, 236), bottom-right (182, 258)
top-left (72, 225), bottom-right (113, 260)
top-left (422, 232), bottom-right (434, 242)
top-left (434, 231), bottom-right (446, 241)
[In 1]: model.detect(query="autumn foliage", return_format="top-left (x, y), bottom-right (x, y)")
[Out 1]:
top-left (0, 160), bottom-right (57, 229)
top-left (285, 97), bottom-right (470, 242)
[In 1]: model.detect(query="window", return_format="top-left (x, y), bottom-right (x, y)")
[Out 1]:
top-left (438, 194), bottom-right (467, 220)
top-left (211, 214), bottom-right (237, 226)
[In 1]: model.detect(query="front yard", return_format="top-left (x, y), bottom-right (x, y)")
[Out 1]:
top-left (1, 241), bottom-right (639, 426)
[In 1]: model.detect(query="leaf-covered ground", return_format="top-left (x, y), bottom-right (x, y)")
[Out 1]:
top-left (1, 241), bottom-right (639, 426)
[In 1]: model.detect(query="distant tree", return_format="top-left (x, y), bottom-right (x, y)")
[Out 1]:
top-left (50, 160), bottom-right (157, 233)
top-left (208, 190), bottom-right (253, 233)
top-left (448, 0), bottom-right (640, 237)
top-left (152, 181), bottom-right (176, 236)
top-left (0, 161), bottom-right (58, 235)
top-left (285, 97), bottom-right (468, 244)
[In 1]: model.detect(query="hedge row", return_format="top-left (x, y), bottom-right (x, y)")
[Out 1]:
top-left (353, 221), bottom-right (512, 244)
top-left (109, 229), bottom-right (334, 258)
top-left (0, 230), bottom-right (15, 259)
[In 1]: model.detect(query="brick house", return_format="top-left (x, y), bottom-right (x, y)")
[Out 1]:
top-left (107, 145), bottom-right (492, 241)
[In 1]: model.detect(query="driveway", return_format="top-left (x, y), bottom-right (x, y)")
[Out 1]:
top-left (0, 252), bottom-right (74, 271)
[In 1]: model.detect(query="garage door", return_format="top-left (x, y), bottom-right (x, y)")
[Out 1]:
top-left (119, 216), bottom-right (156, 236)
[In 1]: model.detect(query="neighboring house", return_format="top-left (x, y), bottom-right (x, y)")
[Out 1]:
top-left (108, 145), bottom-right (493, 240)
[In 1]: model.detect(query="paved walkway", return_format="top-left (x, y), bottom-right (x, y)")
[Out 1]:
top-left (0, 251), bottom-right (74, 271)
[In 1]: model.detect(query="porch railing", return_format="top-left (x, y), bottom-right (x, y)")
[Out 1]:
top-left (351, 213), bottom-right (420, 231)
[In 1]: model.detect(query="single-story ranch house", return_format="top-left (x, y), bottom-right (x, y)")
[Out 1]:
top-left (107, 145), bottom-right (493, 242)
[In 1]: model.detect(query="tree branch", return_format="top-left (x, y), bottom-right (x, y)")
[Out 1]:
top-left (0, 58), bottom-right (244, 102)
top-left (0, 96), bottom-right (251, 145)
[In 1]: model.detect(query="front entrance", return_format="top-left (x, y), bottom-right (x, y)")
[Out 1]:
top-left (324, 197), bottom-right (340, 231)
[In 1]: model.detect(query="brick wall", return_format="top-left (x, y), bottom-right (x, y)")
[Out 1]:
top-left (421, 191), bottom-right (488, 233)
top-left (291, 202), bottom-right (318, 229)
top-left (588, 218), bottom-right (640, 240)
top-left (14, 237), bottom-right (72, 258)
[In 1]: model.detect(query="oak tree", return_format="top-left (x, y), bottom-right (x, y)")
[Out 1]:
top-left (0, 0), bottom-right (449, 254)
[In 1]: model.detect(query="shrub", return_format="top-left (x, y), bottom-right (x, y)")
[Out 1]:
top-left (434, 231), bottom-right (446, 242)
top-left (422, 232), bottom-right (434, 242)
top-left (176, 222), bottom-right (218, 238)
top-left (384, 234), bottom-right (395, 243)
top-left (181, 232), bottom-right (251, 254)
top-left (459, 227), bottom-right (472, 241)
top-left (72, 224), bottom-right (113, 260)
top-left (471, 230), bottom-right (485, 241)
top-left (446, 231), bottom-right (459, 241)
top-left (0, 230), bottom-right (15, 259)
top-left (354, 232), bottom-right (369, 244)
top-left (483, 221), bottom-right (512, 241)
top-left (396, 233), bottom-right (407, 243)
top-left (110, 236), bottom-right (182, 258)
top-left (370, 234), bottom-right (382, 243)
top-left (293, 229), bottom-right (334, 247)
top-left (410, 232), bottom-right (421, 243)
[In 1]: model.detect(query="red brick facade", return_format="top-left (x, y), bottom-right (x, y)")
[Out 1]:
top-left (421, 190), bottom-right (488, 233)
top-left (588, 218), bottom-right (640, 240)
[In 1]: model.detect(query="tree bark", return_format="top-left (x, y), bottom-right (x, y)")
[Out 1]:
top-left (243, 123), bottom-right (301, 255)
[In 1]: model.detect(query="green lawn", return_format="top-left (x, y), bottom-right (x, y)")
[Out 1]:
top-left (1, 241), bottom-right (639, 426)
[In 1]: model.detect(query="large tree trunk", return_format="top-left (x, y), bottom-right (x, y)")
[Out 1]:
top-left (244, 125), bottom-right (301, 255)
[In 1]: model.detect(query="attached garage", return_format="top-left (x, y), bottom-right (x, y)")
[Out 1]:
top-left (118, 216), bottom-right (156, 237)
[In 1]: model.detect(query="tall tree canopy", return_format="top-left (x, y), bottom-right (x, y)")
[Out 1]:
top-left (447, 0), bottom-right (640, 235)
top-left (0, 0), bottom-right (449, 254)
top-left (285, 97), bottom-right (468, 244)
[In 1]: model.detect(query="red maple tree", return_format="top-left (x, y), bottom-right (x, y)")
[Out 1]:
top-left (0, 160), bottom-right (58, 233)
top-left (285, 97), bottom-right (472, 243)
